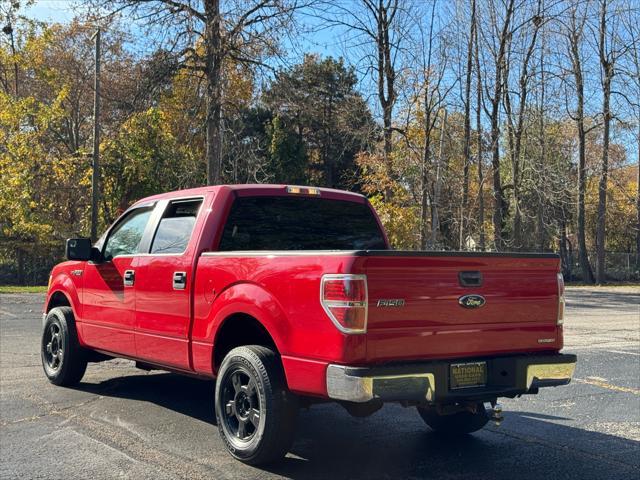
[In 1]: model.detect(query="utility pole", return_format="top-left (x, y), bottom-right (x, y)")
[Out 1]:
top-left (90, 29), bottom-right (101, 241)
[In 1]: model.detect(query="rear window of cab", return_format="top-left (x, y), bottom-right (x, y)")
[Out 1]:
top-left (218, 196), bottom-right (387, 251)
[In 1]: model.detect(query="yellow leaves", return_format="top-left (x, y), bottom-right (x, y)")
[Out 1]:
top-left (224, 59), bottom-right (254, 108)
top-left (0, 85), bottom-right (89, 248)
top-left (356, 152), bottom-right (422, 249)
top-left (584, 164), bottom-right (637, 251)
top-left (0, 87), bottom-right (67, 138)
top-left (369, 195), bottom-right (421, 249)
top-left (355, 152), bottom-right (396, 198)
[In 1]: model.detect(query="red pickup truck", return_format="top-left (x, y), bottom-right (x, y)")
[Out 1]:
top-left (42, 184), bottom-right (576, 464)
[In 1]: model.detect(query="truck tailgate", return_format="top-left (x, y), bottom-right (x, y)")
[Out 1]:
top-left (353, 252), bottom-right (562, 363)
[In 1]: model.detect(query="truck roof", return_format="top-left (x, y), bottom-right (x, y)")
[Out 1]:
top-left (132, 184), bottom-right (366, 207)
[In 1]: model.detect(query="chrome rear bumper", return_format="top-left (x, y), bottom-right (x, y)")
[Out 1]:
top-left (326, 353), bottom-right (577, 403)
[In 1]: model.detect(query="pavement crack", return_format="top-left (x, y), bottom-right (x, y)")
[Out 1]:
top-left (0, 411), bottom-right (60, 426)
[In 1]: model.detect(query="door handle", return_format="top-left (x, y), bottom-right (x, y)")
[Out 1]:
top-left (124, 269), bottom-right (135, 286)
top-left (173, 271), bottom-right (187, 290)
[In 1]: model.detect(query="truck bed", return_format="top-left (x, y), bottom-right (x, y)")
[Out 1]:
top-left (193, 249), bottom-right (562, 370)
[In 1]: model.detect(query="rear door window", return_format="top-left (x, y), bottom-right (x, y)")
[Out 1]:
top-left (218, 196), bottom-right (386, 251)
top-left (150, 199), bottom-right (203, 254)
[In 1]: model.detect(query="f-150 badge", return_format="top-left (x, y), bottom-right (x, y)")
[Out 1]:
top-left (376, 299), bottom-right (405, 307)
top-left (458, 294), bottom-right (486, 308)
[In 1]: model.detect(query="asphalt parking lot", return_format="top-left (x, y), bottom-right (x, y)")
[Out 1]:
top-left (1, 286), bottom-right (639, 480)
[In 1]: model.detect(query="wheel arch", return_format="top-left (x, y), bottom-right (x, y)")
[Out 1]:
top-left (46, 290), bottom-right (72, 313)
top-left (212, 313), bottom-right (279, 374)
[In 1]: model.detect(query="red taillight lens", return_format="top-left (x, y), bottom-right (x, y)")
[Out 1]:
top-left (323, 278), bottom-right (367, 303)
top-left (321, 275), bottom-right (368, 333)
top-left (557, 273), bottom-right (565, 325)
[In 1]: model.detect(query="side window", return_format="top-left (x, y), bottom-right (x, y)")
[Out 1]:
top-left (150, 199), bottom-right (202, 255)
top-left (103, 208), bottom-right (153, 260)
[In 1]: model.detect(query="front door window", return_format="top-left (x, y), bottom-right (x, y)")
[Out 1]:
top-left (103, 208), bottom-right (153, 260)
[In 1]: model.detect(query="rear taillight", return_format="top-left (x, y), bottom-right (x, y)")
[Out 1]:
top-left (321, 274), bottom-right (368, 334)
top-left (557, 273), bottom-right (565, 325)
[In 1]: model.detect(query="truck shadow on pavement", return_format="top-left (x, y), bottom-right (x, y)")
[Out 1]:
top-left (76, 370), bottom-right (218, 424)
top-left (75, 371), bottom-right (639, 480)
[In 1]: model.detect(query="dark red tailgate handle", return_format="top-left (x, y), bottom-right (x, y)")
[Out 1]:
top-left (459, 271), bottom-right (482, 287)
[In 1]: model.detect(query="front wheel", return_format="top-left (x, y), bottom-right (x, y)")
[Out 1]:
top-left (417, 403), bottom-right (489, 436)
top-left (214, 346), bottom-right (298, 465)
top-left (41, 306), bottom-right (87, 386)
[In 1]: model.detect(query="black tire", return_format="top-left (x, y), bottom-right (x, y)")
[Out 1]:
top-left (41, 306), bottom-right (88, 386)
top-left (417, 403), bottom-right (489, 435)
top-left (214, 345), bottom-right (298, 465)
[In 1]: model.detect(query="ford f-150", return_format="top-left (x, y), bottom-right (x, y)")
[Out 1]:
top-left (42, 184), bottom-right (576, 464)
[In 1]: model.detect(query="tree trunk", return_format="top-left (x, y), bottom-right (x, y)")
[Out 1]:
top-left (431, 110), bottom-right (447, 248)
top-left (536, 108), bottom-right (546, 251)
top-left (560, 218), bottom-right (570, 278)
top-left (569, 14), bottom-right (595, 284)
top-left (420, 108), bottom-right (433, 250)
top-left (537, 23), bottom-right (546, 252)
top-left (509, 5), bottom-right (542, 250)
top-left (475, 11), bottom-right (485, 252)
top-left (596, 0), bottom-right (613, 284)
top-left (460, 0), bottom-right (476, 250)
top-left (420, 0), bottom-right (438, 250)
top-left (382, 101), bottom-right (393, 169)
top-left (596, 72), bottom-right (611, 283)
top-left (576, 116), bottom-right (594, 283)
top-left (489, 102), bottom-right (506, 251)
top-left (376, 0), bottom-right (395, 197)
top-left (504, 85), bottom-right (520, 248)
top-left (205, 0), bottom-right (222, 185)
top-left (489, 0), bottom-right (515, 251)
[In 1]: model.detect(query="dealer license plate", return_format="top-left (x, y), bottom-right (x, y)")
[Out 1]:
top-left (450, 362), bottom-right (487, 389)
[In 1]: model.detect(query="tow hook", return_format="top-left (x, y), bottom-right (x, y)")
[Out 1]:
top-left (486, 402), bottom-right (504, 426)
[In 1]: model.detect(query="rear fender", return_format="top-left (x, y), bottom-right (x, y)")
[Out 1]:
top-left (208, 283), bottom-right (290, 353)
top-left (190, 282), bottom-right (291, 376)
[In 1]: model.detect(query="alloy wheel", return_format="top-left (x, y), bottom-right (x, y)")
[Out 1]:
top-left (43, 322), bottom-right (63, 371)
top-left (220, 367), bottom-right (262, 442)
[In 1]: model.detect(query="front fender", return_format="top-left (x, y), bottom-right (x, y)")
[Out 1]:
top-left (44, 263), bottom-right (85, 347)
top-left (45, 276), bottom-right (80, 319)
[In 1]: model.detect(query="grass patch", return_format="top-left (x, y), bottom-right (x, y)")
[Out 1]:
top-left (0, 285), bottom-right (48, 294)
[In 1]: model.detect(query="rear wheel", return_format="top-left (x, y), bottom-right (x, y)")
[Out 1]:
top-left (417, 403), bottom-right (489, 435)
top-left (41, 307), bottom-right (87, 386)
top-left (214, 345), bottom-right (298, 465)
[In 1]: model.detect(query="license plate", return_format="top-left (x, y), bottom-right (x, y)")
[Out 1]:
top-left (450, 362), bottom-right (487, 389)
